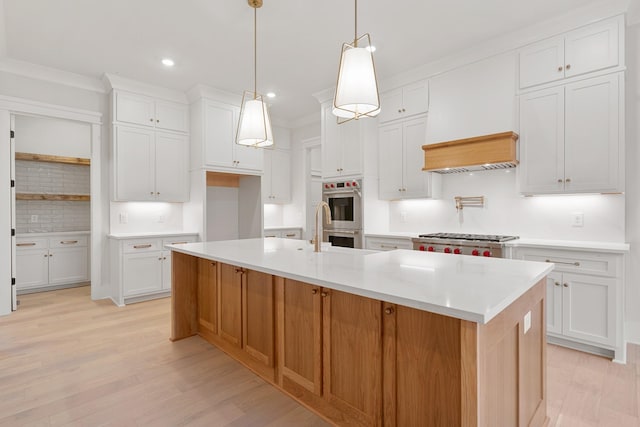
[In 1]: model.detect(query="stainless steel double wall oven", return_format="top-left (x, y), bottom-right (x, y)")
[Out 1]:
top-left (322, 179), bottom-right (363, 248)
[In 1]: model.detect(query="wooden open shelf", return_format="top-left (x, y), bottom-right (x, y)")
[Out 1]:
top-left (15, 152), bottom-right (90, 166)
top-left (16, 193), bottom-right (90, 201)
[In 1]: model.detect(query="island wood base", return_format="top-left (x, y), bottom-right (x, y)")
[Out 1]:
top-left (171, 251), bottom-right (547, 427)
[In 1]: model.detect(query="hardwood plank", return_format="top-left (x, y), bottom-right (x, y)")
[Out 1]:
top-left (15, 152), bottom-right (91, 165)
top-left (15, 193), bottom-right (90, 201)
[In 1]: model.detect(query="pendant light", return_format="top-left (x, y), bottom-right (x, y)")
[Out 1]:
top-left (332, 0), bottom-right (380, 124)
top-left (236, 0), bottom-right (274, 148)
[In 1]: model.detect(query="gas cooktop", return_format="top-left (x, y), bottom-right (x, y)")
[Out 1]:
top-left (416, 233), bottom-right (519, 243)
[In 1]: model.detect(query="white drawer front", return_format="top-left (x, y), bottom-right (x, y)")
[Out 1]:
top-left (16, 237), bottom-right (48, 250)
top-left (517, 248), bottom-right (620, 277)
top-left (123, 239), bottom-right (162, 253)
top-left (281, 229), bottom-right (301, 239)
top-left (366, 237), bottom-right (413, 251)
top-left (162, 235), bottom-right (198, 246)
top-left (49, 235), bottom-right (89, 248)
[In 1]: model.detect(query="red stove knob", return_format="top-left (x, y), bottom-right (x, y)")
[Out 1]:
top-left (483, 250), bottom-right (491, 257)
top-left (346, 182), bottom-right (351, 187)
top-left (472, 249), bottom-right (480, 256)
top-left (324, 184), bottom-right (329, 189)
top-left (427, 246), bottom-right (435, 252)
top-left (330, 184), bottom-right (335, 188)
top-left (352, 181), bottom-right (358, 187)
top-left (454, 248), bottom-right (461, 255)
top-left (419, 245), bottom-right (425, 251)
top-left (444, 247), bottom-right (451, 254)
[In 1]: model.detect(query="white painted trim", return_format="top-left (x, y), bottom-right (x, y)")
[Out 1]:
top-left (186, 84), bottom-right (240, 106)
top-left (626, 320), bottom-right (640, 344)
top-left (0, 58), bottom-right (105, 94)
top-left (302, 136), bottom-right (321, 149)
top-left (290, 112), bottom-right (321, 130)
top-left (0, 110), bottom-right (11, 316)
top-left (103, 73), bottom-right (188, 104)
top-left (0, 94), bottom-right (102, 124)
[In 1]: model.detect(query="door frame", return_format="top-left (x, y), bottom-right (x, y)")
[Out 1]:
top-left (0, 94), bottom-right (103, 314)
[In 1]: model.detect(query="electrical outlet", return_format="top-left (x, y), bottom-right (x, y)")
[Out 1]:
top-left (400, 211), bottom-right (407, 223)
top-left (30, 215), bottom-right (38, 223)
top-left (524, 311), bottom-right (531, 334)
top-left (119, 212), bottom-right (128, 224)
top-left (572, 212), bottom-right (584, 227)
top-left (158, 215), bottom-right (165, 223)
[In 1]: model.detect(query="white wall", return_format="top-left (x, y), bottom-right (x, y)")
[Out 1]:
top-left (109, 201), bottom-right (184, 234)
top-left (14, 115), bottom-right (91, 157)
top-left (290, 121), bottom-right (321, 237)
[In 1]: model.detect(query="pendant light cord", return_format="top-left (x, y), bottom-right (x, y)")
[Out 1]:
top-left (254, 6), bottom-right (257, 99)
top-left (354, 0), bottom-right (358, 47)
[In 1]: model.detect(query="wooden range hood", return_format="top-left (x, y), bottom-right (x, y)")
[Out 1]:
top-left (422, 131), bottom-right (519, 173)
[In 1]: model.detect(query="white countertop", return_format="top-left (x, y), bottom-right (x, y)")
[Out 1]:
top-left (264, 225), bottom-right (303, 231)
top-left (168, 238), bottom-right (553, 325)
top-left (108, 231), bottom-right (199, 240)
top-left (17, 230), bottom-right (89, 237)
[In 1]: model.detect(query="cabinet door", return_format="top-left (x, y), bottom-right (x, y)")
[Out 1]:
top-left (197, 258), bottom-right (218, 337)
top-left (564, 74), bottom-right (620, 193)
top-left (519, 36), bottom-right (565, 88)
top-left (155, 100), bottom-right (189, 133)
top-left (123, 252), bottom-right (163, 297)
top-left (155, 132), bottom-right (189, 202)
top-left (269, 149), bottom-right (291, 203)
top-left (562, 273), bottom-right (616, 347)
top-left (401, 80), bottom-right (429, 117)
top-left (233, 144), bottom-right (264, 172)
top-left (339, 121), bottom-right (362, 177)
top-left (204, 101), bottom-right (235, 168)
top-left (161, 251), bottom-right (171, 291)
top-left (378, 123), bottom-right (404, 200)
top-left (377, 87), bottom-right (403, 124)
top-left (218, 263), bottom-right (243, 347)
top-left (518, 86), bottom-right (565, 194)
top-left (48, 247), bottom-right (88, 285)
top-left (115, 91), bottom-right (155, 127)
top-left (322, 105), bottom-right (342, 178)
top-left (280, 280), bottom-right (322, 395)
top-left (546, 272), bottom-right (563, 335)
top-left (322, 289), bottom-right (382, 426)
top-left (402, 117), bottom-right (431, 198)
top-left (15, 249), bottom-right (49, 290)
top-left (242, 269), bottom-right (274, 367)
top-left (114, 126), bottom-right (155, 201)
top-left (564, 18), bottom-right (619, 79)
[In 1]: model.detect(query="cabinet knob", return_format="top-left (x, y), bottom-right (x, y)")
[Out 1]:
top-left (44, 254), bottom-right (48, 257)
top-left (554, 281), bottom-right (561, 287)
top-left (385, 307), bottom-right (394, 315)
top-left (558, 66), bottom-right (563, 72)
top-left (563, 283), bottom-right (569, 287)
top-left (49, 253), bottom-right (53, 257)
top-left (397, 109), bottom-right (402, 113)
top-left (557, 179), bottom-right (563, 183)
top-left (150, 191), bottom-right (154, 195)
top-left (149, 118), bottom-right (154, 122)
top-left (156, 119), bottom-right (160, 123)
top-left (159, 257), bottom-right (163, 261)
top-left (312, 289), bottom-right (318, 295)
top-left (402, 108), bottom-right (406, 112)
top-left (211, 262), bottom-right (217, 266)
top-left (321, 291), bottom-right (328, 297)
top-left (566, 64), bottom-right (571, 70)
top-left (565, 178), bottom-right (571, 183)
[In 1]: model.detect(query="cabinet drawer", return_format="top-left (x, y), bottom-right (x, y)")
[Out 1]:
top-left (122, 239), bottom-right (162, 253)
top-left (365, 237), bottom-right (413, 251)
top-left (162, 235), bottom-right (198, 246)
top-left (49, 235), bottom-right (88, 248)
top-left (281, 229), bottom-right (301, 239)
top-left (517, 248), bottom-right (620, 277)
top-left (16, 237), bottom-right (48, 250)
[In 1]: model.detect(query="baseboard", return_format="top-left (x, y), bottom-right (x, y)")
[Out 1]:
top-left (625, 320), bottom-right (640, 345)
top-left (124, 291), bottom-right (171, 305)
top-left (16, 281), bottom-right (89, 295)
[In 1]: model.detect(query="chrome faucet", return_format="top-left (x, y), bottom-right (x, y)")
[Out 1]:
top-left (313, 201), bottom-right (332, 252)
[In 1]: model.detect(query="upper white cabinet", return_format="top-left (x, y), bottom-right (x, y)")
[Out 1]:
top-left (519, 73), bottom-right (622, 195)
top-left (377, 80), bottom-right (429, 124)
top-left (263, 148), bottom-right (291, 203)
top-left (192, 99), bottom-right (263, 173)
top-left (519, 16), bottom-right (622, 89)
top-left (378, 116), bottom-right (439, 200)
top-left (321, 103), bottom-right (364, 178)
top-left (114, 126), bottom-right (189, 202)
top-left (115, 91), bottom-right (189, 133)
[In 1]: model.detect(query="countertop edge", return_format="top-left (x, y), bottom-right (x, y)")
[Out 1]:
top-left (108, 231), bottom-right (199, 240)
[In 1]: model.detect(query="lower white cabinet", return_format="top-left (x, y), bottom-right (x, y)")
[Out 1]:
top-left (15, 233), bottom-right (89, 293)
top-left (263, 228), bottom-right (302, 239)
top-left (365, 235), bottom-right (414, 251)
top-left (110, 233), bottom-right (198, 304)
top-left (512, 245), bottom-right (623, 360)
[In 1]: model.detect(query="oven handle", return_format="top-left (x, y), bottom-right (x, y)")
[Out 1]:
top-left (323, 189), bottom-right (361, 197)
top-left (326, 230), bottom-right (360, 235)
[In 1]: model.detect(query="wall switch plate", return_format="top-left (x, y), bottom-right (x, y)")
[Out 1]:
top-left (158, 215), bottom-right (165, 223)
top-left (30, 215), bottom-right (38, 223)
top-left (119, 212), bottom-right (128, 224)
top-left (572, 212), bottom-right (584, 227)
top-left (400, 211), bottom-right (407, 223)
top-left (524, 311), bottom-right (531, 334)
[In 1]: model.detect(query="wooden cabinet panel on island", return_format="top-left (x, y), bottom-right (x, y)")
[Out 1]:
top-left (197, 258), bottom-right (218, 339)
top-left (218, 263), bottom-right (243, 348)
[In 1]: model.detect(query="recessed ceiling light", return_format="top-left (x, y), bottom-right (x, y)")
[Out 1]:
top-left (161, 58), bottom-right (175, 67)
top-left (366, 45), bottom-right (377, 53)
top-left (266, 92), bottom-right (276, 98)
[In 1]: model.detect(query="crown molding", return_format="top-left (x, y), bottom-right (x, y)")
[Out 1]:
top-left (0, 94), bottom-right (102, 124)
top-left (103, 73), bottom-right (188, 104)
top-left (186, 83), bottom-right (240, 106)
top-left (289, 112), bottom-right (321, 129)
top-left (0, 57), bottom-right (106, 93)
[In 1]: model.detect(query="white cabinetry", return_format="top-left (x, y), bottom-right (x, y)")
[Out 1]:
top-left (114, 91), bottom-right (189, 133)
top-left (377, 80), bottom-right (429, 124)
top-left (321, 103), bottom-right (363, 178)
top-left (519, 73), bottom-right (621, 195)
top-left (15, 233), bottom-right (89, 293)
top-left (519, 16), bottom-right (622, 89)
top-left (512, 246), bottom-right (623, 361)
top-left (264, 228), bottom-right (302, 239)
top-left (114, 126), bottom-right (189, 202)
top-left (109, 234), bottom-right (198, 304)
top-left (263, 149), bottom-right (290, 203)
top-left (191, 99), bottom-right (263, 173)
top-left (365, 235), bottom-right (413, 251)
top-left (378, 116), bottom-right (439, 200)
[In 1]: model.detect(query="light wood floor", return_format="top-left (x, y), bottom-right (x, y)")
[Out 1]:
top-left (0, 287), bottom-right (638, 427)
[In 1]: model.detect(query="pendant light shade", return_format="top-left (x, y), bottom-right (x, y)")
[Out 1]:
top-left (236, 0), bottom-right (274, 148)
top-left (332, 0), bottom-right (380, 123)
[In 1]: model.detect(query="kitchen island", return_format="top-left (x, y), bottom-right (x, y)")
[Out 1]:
top-left (168, 238), bottom-right (553, 427)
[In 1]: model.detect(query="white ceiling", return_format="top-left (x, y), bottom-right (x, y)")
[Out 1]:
top-left (0, 0), bottom-right (623, 122)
